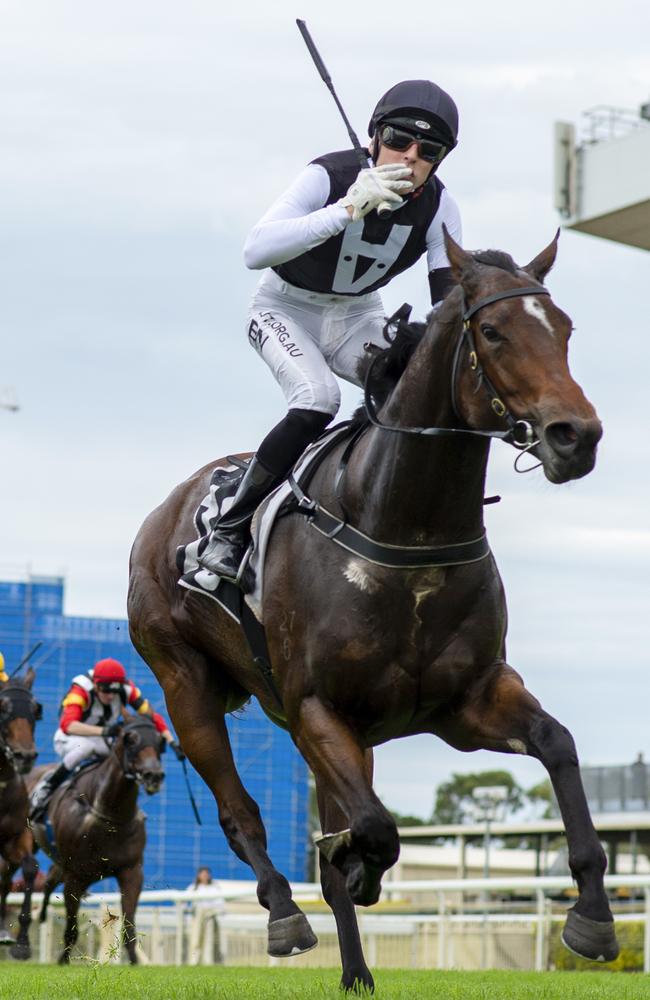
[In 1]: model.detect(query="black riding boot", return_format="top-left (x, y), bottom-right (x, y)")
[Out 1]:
top-left (29, 762), bottom-right (72, 822)
top-left (197, 456), bottom-right (282, 579)
top-left (197, 408), bottom-right (333, 581)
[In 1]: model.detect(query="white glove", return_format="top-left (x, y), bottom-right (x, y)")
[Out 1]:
top-left (338, 164), bottom-right (414, 221)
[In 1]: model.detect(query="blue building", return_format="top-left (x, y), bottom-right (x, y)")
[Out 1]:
top-left (0, 575), bottom-right (310, 887)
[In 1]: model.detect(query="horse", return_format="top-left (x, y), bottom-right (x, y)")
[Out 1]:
top-left (28, 715), bottom-right (165, 964)
top-left (127, 229), bottom-right (617, 991)
top-left (0, 669), bottom-right (42, 959)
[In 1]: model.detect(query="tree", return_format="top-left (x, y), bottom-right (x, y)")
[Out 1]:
top-left (389, 810), bottom-right (428, 828)
top-left (430, 770), bottom-right (525, 825)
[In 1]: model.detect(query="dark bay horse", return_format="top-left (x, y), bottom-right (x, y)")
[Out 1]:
top-left (29, 716), bottom-right (165, 964)
top-left (128, 230), bottom-right (616, 990)
top-left (0, 670), bottom-right (42, 959)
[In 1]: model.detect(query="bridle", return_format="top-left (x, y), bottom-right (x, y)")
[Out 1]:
top-left (364, 285), bottom-right (552, 469)
top-left (0, 685), bottom-right (41, 778)
top-left (109, 717), bottom-right (165, 785)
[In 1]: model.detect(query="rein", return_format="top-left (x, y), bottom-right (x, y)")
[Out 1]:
top-left (364, 286), bottom-right (551, 457)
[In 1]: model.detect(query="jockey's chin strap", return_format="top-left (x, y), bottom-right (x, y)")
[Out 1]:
top-left (365, 286), bottom-right (552, 461)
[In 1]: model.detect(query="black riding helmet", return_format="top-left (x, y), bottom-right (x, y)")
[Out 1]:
top-left (369, 80), bottom-right (459, 149)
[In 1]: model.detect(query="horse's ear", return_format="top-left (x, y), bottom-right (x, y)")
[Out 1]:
top-left (23, 667), bottom-right (35, 690)
top-left (523, 229), bottom-right (560, 284)
top-left (443, 225), bottom-right (479, 289)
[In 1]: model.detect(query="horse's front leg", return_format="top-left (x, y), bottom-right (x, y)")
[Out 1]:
top-left (116, 863), bottom-right (143, 964)
top-left (316, 775), bottom-right (374, 993)
top-left (293, 696), bottom-right (400, 908)
top-left (40, 861), bottom-right (63, 923)
top-left (0, 858), bottom-right (18, 944)
top-left (436, 663), bottom-right (618, 963)
top-left (10, 842), bottom-right (38, 960)
top-left (59, 878), bottom-right (85, 964)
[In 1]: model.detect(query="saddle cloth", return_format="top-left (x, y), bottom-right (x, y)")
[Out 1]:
top-left (177, 427), bottom-right (350, 622)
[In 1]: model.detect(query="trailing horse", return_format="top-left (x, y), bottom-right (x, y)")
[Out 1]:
top-left (128, 230), bottom-right (616, 991)
top-left (29, 715), bottom-right (165, 964)
top-left (0, 669), bottom-right (42, 959)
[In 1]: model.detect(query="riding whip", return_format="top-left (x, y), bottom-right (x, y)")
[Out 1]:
top-left (180, 756), bottom-right (202, 826)
top-left (295, 19), bottom-right (393, 219)
top-left (8, 641), bottom-right (43, 679)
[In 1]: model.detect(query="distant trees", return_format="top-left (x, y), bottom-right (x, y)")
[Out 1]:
top-left (430, 770), bottom-right (525, 825)
top-left (426, 771), bottom-right (556, 826)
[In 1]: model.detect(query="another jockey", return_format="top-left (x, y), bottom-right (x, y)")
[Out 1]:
top-left (0, 652), bottom-right (8, 683)
top-left (30, 657), bottom-right (184, 822)
top-left (196, 79), bottom-right (462, 580)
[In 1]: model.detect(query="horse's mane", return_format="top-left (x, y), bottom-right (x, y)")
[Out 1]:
top-left (352, 249), bottom-right (520, 423)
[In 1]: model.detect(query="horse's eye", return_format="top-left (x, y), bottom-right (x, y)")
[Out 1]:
top-left (480, 323), bottom-right (502, 344)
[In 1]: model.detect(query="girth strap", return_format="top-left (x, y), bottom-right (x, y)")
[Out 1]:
top-left (288, 475), bottom-right (490, 569)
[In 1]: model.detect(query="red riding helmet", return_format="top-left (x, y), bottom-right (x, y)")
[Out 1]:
top-left (93, 658), bottom-right (127, 685)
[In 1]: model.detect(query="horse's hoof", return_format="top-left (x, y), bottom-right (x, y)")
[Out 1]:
top-left (268, 913), bottom-right (318, 957)
top-left (341, 968), bottom-right (374, 994)
top-left (9, 943), bottom-right (31, 961)
top-left (0, 930), bottom-right (15, 946)
top-left (562, 908), bottom-right (619, 963)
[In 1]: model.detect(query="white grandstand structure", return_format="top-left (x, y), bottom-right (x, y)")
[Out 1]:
top-left (554, 100), bottom-right (650, 250)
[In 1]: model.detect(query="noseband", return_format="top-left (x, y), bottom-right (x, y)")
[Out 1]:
top-left (113, 718), bottom-right (163, 783)
top-left (364, 285), bottom-right (552, 459)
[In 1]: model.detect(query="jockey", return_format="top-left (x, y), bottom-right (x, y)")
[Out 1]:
top-left (0, 652), bottom-right (8, 683)
top-left (30, 657), bottom-right (184, 821)
top-left (196, 79), bottom-right (462, 580)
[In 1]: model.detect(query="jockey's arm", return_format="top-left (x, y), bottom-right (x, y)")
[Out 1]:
top-left (127, 685), bottom-right (174, 742)
top-left (60, 687), bottom-right (104, 736)
top-left (243, 164), bottom-right (350, 270)
top-left (426, 188), bottom-right (462, 306)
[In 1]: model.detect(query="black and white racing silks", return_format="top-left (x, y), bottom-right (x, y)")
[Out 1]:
top-left (245, 149), bottom-right (461, 296)
top-left (241, 148), bottom-right (462, 419)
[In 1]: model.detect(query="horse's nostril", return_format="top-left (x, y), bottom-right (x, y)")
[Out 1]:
top-left (545, 418), bottom-right (603, 457)
top-left (546, 422), bottom-right (578, 453)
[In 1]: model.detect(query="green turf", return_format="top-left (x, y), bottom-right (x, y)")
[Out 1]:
top-left (0, 967), bottom-right (648, 1000)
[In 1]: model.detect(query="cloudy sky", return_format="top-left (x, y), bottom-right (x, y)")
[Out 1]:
top-left (2, 1), bottom-right (649, 818)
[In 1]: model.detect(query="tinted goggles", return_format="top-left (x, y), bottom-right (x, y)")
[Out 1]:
top-left (96, 682), bottom-right (121, 693)
top-left (378, 125), bottom-right (448, 164)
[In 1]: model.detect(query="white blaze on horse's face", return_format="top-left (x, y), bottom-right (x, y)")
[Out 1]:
top-left (522, 296), bottom-right (555, 336)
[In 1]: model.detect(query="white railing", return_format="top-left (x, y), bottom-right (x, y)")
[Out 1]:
top-left (3, 875), bottom-right (649, 971)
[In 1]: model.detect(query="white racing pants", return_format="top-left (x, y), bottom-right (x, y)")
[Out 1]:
top-left (246, 269), bottom-right (387, 416)
top-left (54, 729), bottom-right (110, 770)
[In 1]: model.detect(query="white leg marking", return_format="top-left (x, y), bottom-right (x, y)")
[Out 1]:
top-left (507, 738), bottom-right (528, 754)
top-left (522, 296), bottom-right (554, 335)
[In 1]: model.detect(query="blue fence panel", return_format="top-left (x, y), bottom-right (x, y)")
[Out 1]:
top-left (0, 576), bottom-right (310, 889)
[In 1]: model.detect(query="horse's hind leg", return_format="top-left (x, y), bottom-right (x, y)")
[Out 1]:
top-left (143, 642), bottom-right (317, 959)
top-left (316, 772), bottom-right (374, 993)
top-left (436, 663), bottom-right (618, 963)
top-left (293, 697), bottom-right (400, 908)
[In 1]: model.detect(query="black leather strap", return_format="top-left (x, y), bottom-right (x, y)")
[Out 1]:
top-left (307, 506), bottom-right (489, 568)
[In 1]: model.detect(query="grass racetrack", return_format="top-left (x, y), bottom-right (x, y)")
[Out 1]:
top-left (0, 967), bottom-right (649, 1000)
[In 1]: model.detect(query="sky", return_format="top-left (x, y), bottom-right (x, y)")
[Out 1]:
top-left (1, 1), bottom-right (649, 820)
